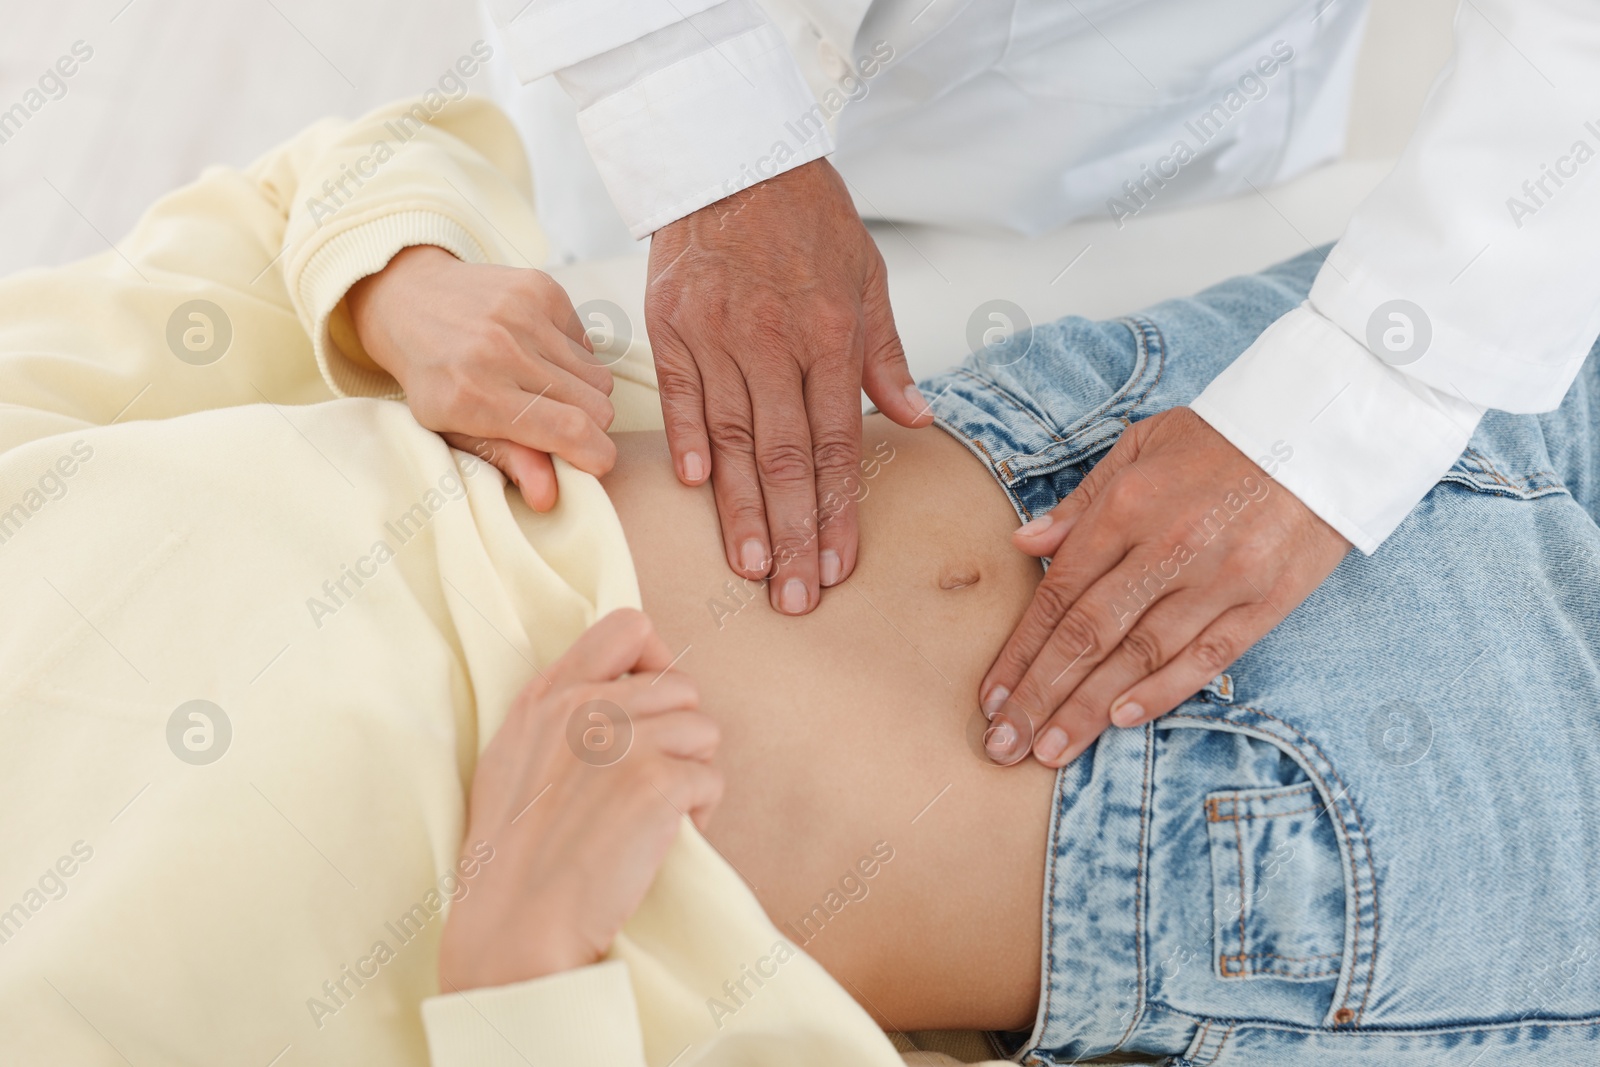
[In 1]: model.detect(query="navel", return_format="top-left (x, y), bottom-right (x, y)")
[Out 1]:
top-left (939, 566), bottom-right (981, 591)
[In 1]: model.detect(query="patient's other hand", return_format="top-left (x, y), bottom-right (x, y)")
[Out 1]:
top-left (437, 609), bottom-right (722, 992)
top-left (347, 245), bottom-right (617, 511)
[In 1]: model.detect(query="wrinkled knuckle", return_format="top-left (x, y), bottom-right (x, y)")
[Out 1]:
top-left (1053, 608), bottom-right (1101, 658)
top-left (707, 420), bottom-right (756, 456)
top-left (1009, 678), bottom-right (1052, 720)
top-left (992, 643), bottom-right (1033, 683)
top-left (755, 441), bottom-right (814, 488)
top-left (1189, 632), bottom-right (1239, 676)
top-left (1119, 627), bottom-right (1166, 675)
top-left (722, 495), bottom-right (767, 529)
top-left (768, 529), bottom-right (813, 568)
top-left (653, 360), bottom-right (700, 400)
top-left (1029, 578), bottom-right (1075, 623)
top-left (810, 433), bottom-right (859, 478)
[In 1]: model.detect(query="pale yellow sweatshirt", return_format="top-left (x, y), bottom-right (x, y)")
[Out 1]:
top-left (0, 96), bottom-right (1015, 1067)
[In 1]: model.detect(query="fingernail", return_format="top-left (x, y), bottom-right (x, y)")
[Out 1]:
top-left (981, 685), bottom-right (1009, 720)
top-left (905, 383), bottom-right (928, 416)
top-left (1016, 514), bottom-right (1054, 536)
top-left (740, 539), bottom-right (767, 575)
top-left (683, 451), bottom-right (704, 483)
top-left (984, 720), bottom-right (1017, 759)
top-left (780, 578), bottom-right (808, 614)
top-left (1112, 700), bottom-right (1146, 728)
top-left (1035, 725), bottom-right (1069, 763)
top-left (820, 549), bottom-right (842, 586)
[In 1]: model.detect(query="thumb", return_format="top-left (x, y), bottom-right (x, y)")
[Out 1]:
top-left (859, 254), bottom-right (931, 428)
top-left (1012, 422), bottom-right (1143, 557)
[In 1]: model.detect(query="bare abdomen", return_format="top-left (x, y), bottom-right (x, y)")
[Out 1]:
top-left (602, 416), bottom-right (1055, 1031)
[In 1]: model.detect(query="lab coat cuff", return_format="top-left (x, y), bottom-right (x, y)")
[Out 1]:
top-left (422, 959), bottom-right (649, 1067)
top-left (574, 22), bottom-right (834, 237)
top-left (1190, 305), bottom-right (1484, 555)
top-left (293, 210), bottom-right (489, 400)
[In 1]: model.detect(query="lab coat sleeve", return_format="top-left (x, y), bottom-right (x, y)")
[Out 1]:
top-left (487, 0), bottom-right (833, 237)
top-left (422, 960), bottom-right (650, 1067)
top-left (1190, 0), bottom-right (1600, 553)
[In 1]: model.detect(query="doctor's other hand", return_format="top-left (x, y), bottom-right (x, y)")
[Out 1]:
top-left (437, 609), bottom-right (722, 992)
top-left (646, 157), bottom-right (932, 617)
top-left (347, 244), bottom-right (617, 512)
top-left (979, 408), bottom-right (1349, 768)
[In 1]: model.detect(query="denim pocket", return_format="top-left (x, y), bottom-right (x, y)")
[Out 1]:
top-left (1205, 781), bottom-right (1345, 982)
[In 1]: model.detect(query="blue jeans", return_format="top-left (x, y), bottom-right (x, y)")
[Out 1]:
top-left (919, 248), bottom-right (1600, 1066)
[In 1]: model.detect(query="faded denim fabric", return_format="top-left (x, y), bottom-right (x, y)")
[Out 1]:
top-left (919, 248), bottom-right (1600, 1066)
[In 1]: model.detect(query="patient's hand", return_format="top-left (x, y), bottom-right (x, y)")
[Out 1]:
top-left (437, 609), bottom-right (722, 992)
top-left (347, 245), bottom-right (618, 511)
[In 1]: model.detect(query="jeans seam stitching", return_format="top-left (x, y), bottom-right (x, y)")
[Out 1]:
top-left (1108, 726), bottom-right (1156, 1053)
top-left (1209, 805), bottom-right (1318, 822)
top-left (1224, 952), bottom-right (1343, 961)
top-left (1118, 317), bottom-right (1169, 420)
top-left (1212, 1024), bottom-right (1235, 1064)
top-left (1460, 445), bottom-right (1562, 494)
top-left (953, 367), bottom-right (1064, 445)
top-left (1228, 965), bottom-right (1342, 980)
top-left (1166, 1004), bottom-right (1600, 1036)
top-left (1206, 784), bottom-right (1316, 822)
top-left (1045, 317), bottom-right (1158, 441)
top-left (1233, 806), bottom-right (1249, 963)
top-left (1039, 785), bottom-right (1062, 1055)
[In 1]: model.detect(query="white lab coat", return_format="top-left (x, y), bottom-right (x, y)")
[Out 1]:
top-left (488, 0), bottom-right (1600, 554)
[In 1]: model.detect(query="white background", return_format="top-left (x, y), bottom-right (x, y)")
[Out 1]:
top-left (0, 0), bottom-right (1459, 379)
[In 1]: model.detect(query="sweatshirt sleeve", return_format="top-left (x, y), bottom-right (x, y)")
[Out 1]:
top-left (1191, 0), bottom-right (1600, 553)
top-left (261, 94), bottom-right (550, 400)
top-left (422, 960), bottom-right (649, 1067)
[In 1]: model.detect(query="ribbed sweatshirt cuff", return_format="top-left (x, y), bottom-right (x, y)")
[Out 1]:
top-left (292, 210), bottom-right (488, 400)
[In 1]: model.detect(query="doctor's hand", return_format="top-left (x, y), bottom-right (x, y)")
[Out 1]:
top-left (437, 609), bottom-right (722, 992)
top-left (980, 408), bottom-right (1349, 768)
top-left (347, 245), bottom-right (617, 512)
top-left (646, 158), bottom-right (931, 616)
